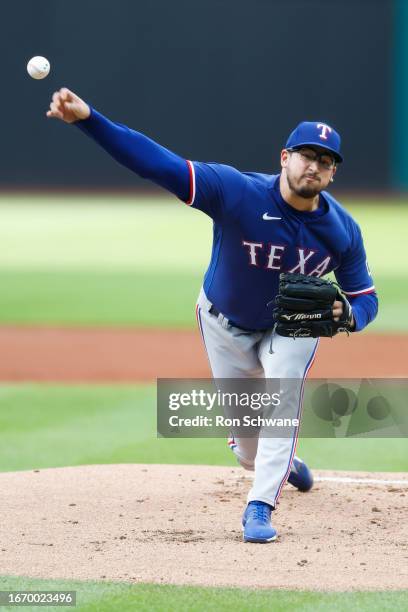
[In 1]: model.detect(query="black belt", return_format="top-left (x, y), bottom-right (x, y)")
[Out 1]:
top-left (209, 305), bottom-right (268, 333)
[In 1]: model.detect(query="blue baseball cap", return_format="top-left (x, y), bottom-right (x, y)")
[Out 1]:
top-left (285, 121), bottom-right (343, 163)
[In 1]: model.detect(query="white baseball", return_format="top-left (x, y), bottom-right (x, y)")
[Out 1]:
top-left (27, 56), bottom-right (50, 80)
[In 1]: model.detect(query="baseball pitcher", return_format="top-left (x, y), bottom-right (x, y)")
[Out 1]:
top-left (47, 89), bottom-right (378, 543)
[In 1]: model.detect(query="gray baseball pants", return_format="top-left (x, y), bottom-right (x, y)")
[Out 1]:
top-left (196, 288), bottom-right (319, 508)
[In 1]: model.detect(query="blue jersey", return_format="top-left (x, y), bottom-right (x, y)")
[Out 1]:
top-left (76, 109), bottom-right (378, 332)
top-left (186, 161), bottom-right (376, 330)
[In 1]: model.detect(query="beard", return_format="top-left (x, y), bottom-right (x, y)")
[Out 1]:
top-left (286, 172), bottom-right (324, 199)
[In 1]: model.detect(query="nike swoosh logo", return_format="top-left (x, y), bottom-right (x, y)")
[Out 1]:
top-left (262, 213), bottom-right (282, 221)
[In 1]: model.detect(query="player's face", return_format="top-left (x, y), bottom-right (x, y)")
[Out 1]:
top-left (281, 147), bottom-right (337, 198)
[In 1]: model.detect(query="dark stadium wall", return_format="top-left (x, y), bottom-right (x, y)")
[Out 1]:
top-left (392, 0), bottom-right (408, 189)
top-left (2, 0), bottom-right (393, 190)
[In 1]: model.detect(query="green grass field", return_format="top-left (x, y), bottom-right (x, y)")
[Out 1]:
top-left (0, 196), bottom-right (405, 330)
top-left (0, 576), bottom-right (406, 612)
top-left (0, 384), bottom-right (407, 473)
top-left (0, 196), bottom-right (406, 610)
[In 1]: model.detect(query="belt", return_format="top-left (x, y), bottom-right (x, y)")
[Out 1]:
top-left (209, 305), bottom-right (268, 333)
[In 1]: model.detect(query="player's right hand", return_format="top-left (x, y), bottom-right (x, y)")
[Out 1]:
top-left (46, 88), bottom-right (90, 123)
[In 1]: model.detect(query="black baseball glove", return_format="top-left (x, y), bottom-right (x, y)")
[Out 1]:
top-left (273, 273), bottom-right (354, 338)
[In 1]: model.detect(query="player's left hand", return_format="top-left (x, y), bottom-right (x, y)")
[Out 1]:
top-left (332, 300), bottom-right (343, 321)
top-left (332, 299), bottom-right (355, 328)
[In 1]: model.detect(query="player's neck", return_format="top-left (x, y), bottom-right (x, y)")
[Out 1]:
top-left (279, 174), bottom-right (320, 212)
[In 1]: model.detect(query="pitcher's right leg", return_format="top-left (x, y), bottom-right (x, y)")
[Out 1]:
top-left (196, 289), bottom-right (263, 469)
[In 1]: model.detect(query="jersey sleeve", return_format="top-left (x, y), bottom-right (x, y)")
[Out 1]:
top-left (185, 161), bottom-right (248, 221)
top-left (75, 108), bottom-right (190, 201)
top-left (347, 292), bottom-right (378, 331)
top-left (334, 221), bottom-right (375, 296)
top-left (334, 220), bottom-right (378, 331)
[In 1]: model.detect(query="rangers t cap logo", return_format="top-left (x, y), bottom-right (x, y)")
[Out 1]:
top-left (285, 121), bottom-right (343, 163)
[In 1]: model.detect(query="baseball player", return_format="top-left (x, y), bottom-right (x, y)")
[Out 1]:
top-left (47, 88), bottom-right (378, 543)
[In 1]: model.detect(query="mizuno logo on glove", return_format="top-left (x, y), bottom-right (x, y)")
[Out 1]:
top-left (281, 313), bottom-right (322, 320)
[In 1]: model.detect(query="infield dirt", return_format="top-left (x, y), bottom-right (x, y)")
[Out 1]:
top-left (0, 327), bottom-right (406, 381)
top-left (0, 464), bottom-right (407, 591)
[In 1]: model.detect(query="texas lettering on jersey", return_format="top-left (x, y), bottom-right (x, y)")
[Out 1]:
top-left (241, 243), bottom-right (331, 277)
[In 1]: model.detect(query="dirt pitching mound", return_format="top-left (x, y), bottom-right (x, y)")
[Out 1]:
top-left (0, 464), bottom-right (407, 591)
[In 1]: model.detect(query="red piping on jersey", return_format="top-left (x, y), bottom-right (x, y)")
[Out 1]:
top-left (186, 160), bottom-right (196, 205)
top-left (343, 286), bottom-right (375, 296)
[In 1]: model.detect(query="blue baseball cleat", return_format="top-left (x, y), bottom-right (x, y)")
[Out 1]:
top-left (242, 501), bottom-right (277, 543)
top-left (287, 456), bottom-right (314, 492)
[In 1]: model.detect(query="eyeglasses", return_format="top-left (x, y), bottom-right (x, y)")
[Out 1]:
top-left (288, 147), bottom-right (336, 171)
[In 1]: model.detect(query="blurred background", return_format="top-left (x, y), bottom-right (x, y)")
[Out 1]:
top-left (0, 0), bottom-right (406, 476)
top-left (1, 0), bottom-right (399, 190)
